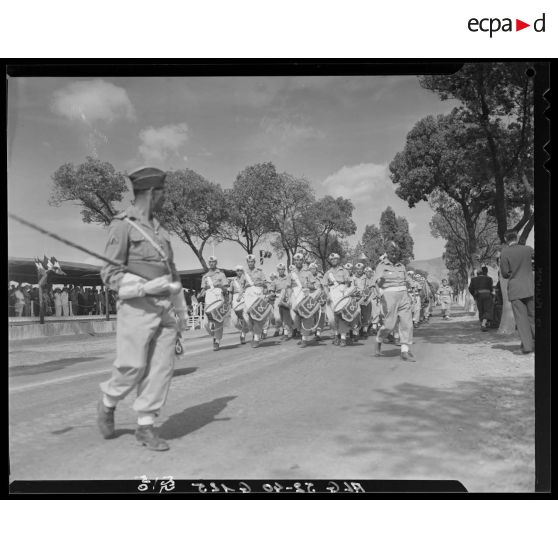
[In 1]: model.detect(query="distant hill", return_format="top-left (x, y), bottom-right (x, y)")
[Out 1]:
top-left (408, 256), bottom-right (448, 282)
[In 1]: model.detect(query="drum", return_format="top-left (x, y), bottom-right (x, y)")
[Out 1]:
top-left (341, 297), bottom-right (361, 322)
top-left (330, 284), bottom-right (355, 313)
top-left (359, 285), bottom-right (374, 306)
top-left (205, 287), bottom-right (224, 313)
top-left (244, 286), bottom-right (272, 322)
top-left (291, 287), bottom-right (322, 319)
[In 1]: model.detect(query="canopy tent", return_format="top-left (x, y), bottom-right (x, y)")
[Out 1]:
top-left (7, 258), bottom-right (235, 290)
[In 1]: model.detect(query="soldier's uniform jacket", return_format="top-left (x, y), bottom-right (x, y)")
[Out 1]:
top-left (374, 261), bottom-right (407, 289)
top-left (241, 267), bottom-right (267, 290)
top-left (201, 269), bottom-right (228, 291)
top-left (439, 285), bottom-right (453, 300)
top-left (101, 205), bottom-right (179, 291)
top-left (269, 273), bottom-right (290, 294)
top-left (229, 276), bottom-right (245, 295)
top-left (322, 266), bottom-right (351, 288)
top-left (290, 268), bottom-right (317, 292)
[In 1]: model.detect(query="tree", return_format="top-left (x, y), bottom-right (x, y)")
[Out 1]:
top-left (360, 224), bottom-right (385, 266)
top-left (50, 157), bottom-right (127, 225)
top-left (155, 169), bottom-right (228, 270)
top-left (419, 62), bottom-right (534, 243)
top-left (268, 172), bottom-right (315, 267)
top-left (300, 196), bottom-right (357, 270)
top-left (220, 162), bottom-right (281, 254)
top-left (379, 207), bottom-right (414, 265)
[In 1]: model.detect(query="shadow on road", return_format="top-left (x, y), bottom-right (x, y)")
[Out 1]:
top-left (173, 366), bottom-right (198, 377)
top-left (336, 375), bottom-right (534, 490)
top-left (9, 357), bottom-right (103, 376)
top-left (159, 396), bottom-right (237, 440)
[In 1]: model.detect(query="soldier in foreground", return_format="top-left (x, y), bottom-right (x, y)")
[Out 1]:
top-left (308, 262), bottom-right (326, 340)
top-left (438, 278), bottom-right (453, 320)
top-left (271, 262), bottom-right (294, 340)
top-left (374, 241), bottom-right (415, 362)
top-left (97, 167), bottom-right (187, 451)
top-left (229, 264), bottom-right (250, 344)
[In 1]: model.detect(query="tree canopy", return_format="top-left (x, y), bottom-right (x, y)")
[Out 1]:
top-left (49, 157), bottom-right (127, 226)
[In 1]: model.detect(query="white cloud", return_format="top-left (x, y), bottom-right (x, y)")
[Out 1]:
top-left (138, 123), bottom-right (189, 163)
top-left (321, 162), bottom-right (390, 202)
top-left (51, 80), bottom-right (135, 124)
top-left (257, 115), bottom-right (324, 155)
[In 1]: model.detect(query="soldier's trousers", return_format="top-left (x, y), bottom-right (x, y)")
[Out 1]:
top-left (100, 296), bottom-right (178, 416)
top-left (275, 304), bottom-right (293, 334)
top-left (370, 298), bottom-right (382, 325)
top-left (204, 315), bottom-right (224, 340)
top-left (360, 303), bottom-right (372, 327)
top-left (411, 297), bottom-right (421, 323)
top-left (231, 309), bottom-right (250, 334)
top-left (440, 298), bottom-right (451, 317)
top-left (476, 292), bottom-right (494, 322)
top-left (377, 290), bottom-right (413, 346)
top-left (243, 310), bottom-right (266, 337)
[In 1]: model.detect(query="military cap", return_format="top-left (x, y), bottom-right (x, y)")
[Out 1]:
top-left (293, 253), bottom-right (304, 261)
top-left (364, 266), bottom-right (373, 272)
top-left (328, 252), bottom-right (340, 261)
top-left (234, 264), bottom-right (244, 271)
top-left (269, 272), bottom-right (278, 280)
top-left (127, 167), bottom-right (166, 191)
top-left (344, 263), bottom-right (353, 270)
top-left (277, 263), bottom-right (286, 270)
top-left (289, 264), bottom-right (296, 271)
top-left (208, 256), bottom-right (218, 264)
top-left (246, 254), bottom-right (256, 262)
top-left (308, 262), bottom-right (318, 270)
top-left (355, 262), bottom-right (364, 270)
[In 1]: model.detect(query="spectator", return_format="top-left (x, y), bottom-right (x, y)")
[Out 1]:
top-left (108, 290), bottom-right (117, 314)
top-left (31, 287), bottom-right (40, 316)
top-left (61, 287), bottom-right (70, 316)
top-left (8, 284), bottom-right (16, 317)
top-left (468, 268), bottom-right (493, 332)
top-left (71, 286), bottom-right (80, 316)
top-left (492, 280), bottom-right (503, 329)
top-left (14, 284), bottom-right (25, 317)
top-left (22, 285), bottom-right (31, 316)
top-left (499, 230), bottom-right (535, 355)
top-left (77, 287), bottom-right (86, 315)
top-left (99, 287), bottom-right (106, 315)
top-left (95, 287), bottom-right (103, 315)
top-left (54, 288), bottom-right (62, 317)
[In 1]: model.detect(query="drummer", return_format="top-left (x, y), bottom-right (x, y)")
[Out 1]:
top-left (270, 262), bottom-right (293, 340)
top-left (200, 256), bottom-right (229, 351)
top-left (308, 262), bottom-right (326, 340)
top-left (322, 252), bottom-right (352, 347)
top-left (229, 264), bottom-right (249, 344)
top-left (242, 254), bottom-right (269, 348)
top-left (353, 262), bottom-right (373, 339)
top-left (289, 252), bottom-right (321, 348)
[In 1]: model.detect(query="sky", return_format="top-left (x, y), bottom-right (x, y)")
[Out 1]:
top-left (7, 75), bottom-right (461, 274)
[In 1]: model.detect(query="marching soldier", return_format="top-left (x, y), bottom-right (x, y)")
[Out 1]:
top-left (374, 241), bottom-right (415, 362)
top-left (200, 256), bottom-right (229, 351)
top-left (366, 266), bottom-right (382, 335)
top-left (289, 252), bottom-right (322, 348)
top-left (353, 262), bottom-right (373, 339)
top-left (242, 254), bottom-right (270, 348)
top-left (270, 262), bottom-right (294, 340)
top-left (308, 262), bottom-right (326, 340)
top-left (322, 252), bottom-right (352, 346)
top-left (97, 167), bottom-right (188, 451)
top-left (438, 278), bottom-right (453, 320)
top-left (408, 272), bottom-right (422, 328)
top-left (229, 264), bottom-right (249, 344)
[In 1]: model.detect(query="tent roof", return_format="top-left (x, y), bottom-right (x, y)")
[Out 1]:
top-left (7, 257), bottom-right (235, 288)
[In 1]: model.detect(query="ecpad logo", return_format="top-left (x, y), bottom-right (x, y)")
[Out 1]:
top-left (468, 13), bottom-right (546, 37)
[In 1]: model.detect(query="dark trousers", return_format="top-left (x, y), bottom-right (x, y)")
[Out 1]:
top-left (511, 297), bottom-right (535, 352)
top-left (476, 293), bottom-right (493, 322)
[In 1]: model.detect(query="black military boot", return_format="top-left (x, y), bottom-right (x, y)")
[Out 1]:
top-left (135, 425), bottom-right (169, 451)
top-left (97, 397), bottom-right (115, 439)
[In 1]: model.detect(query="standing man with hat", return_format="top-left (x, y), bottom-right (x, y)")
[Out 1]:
top-left (200, 256), bottom-right (229, 351)
top-left (374, 242), bottom-right (415, 362)
top-left (229, 264), bottom-right (250, 344)
top-left (438, 278), bottom-right (453, 320)
top-left (353, 262), bottom-right (374, 339)
top-left (96, 167), bottom-right (188, 451)
top-left (308, 261), bottom-right (326, 340)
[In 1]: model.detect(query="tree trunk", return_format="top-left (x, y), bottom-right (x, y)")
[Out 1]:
top-left (497, 274), bottom-right (516, 334)
top-left (518, 214), bottom-right (534, 245)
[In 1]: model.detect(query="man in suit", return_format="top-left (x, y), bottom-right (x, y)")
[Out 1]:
top-left (499, 230), bottom-right (535, 354)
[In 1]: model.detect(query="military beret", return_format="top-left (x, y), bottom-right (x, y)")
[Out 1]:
top-left (277, 263), bottom-right (286, 270)
top-left (208, 256), bottom-right (218, 263)
top-left (127, 167), bottom-right (166, 191)
top-left (328, 252), bottom-right (340, 260)
top-left (308, 262), bottom-right (318, 270)
top-left (364, 266), bottom-right (373, 272)
top-left (355, 262), bottom-right (364, 270)
top-left (246, 254), bottom-right (256, 262)
top-left (344, 263), bottom-right (353, 270)
top-left (293, 253), bottom-right (304, 261)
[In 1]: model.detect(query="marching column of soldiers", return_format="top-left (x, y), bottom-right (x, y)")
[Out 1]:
top-left (95, 166), bottom-right (458, 452)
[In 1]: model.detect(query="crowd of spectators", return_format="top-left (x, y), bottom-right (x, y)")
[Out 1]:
top-left (8, 283), bottom-right (118, 318)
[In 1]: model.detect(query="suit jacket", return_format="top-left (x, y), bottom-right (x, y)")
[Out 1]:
top-left (499, 244), bottom-right (534, 301)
